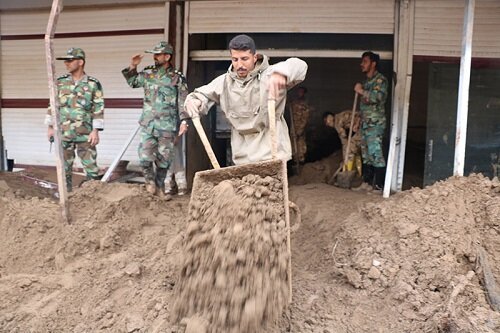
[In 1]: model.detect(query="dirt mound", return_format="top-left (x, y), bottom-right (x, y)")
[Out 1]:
top-left (289, 151), bottom-right (342, 185)
top-left (1, 170), bottom-right (500, 333)
top-left (174, 174), bottom-right (289, 333)
top-left (289, 174), bottom-right (500, 332)
top-left (0, 180), bottom-right (188, 333)
top-left (0, 171), bottom-right (56, 200)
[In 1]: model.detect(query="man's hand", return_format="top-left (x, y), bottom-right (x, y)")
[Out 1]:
top-left (352, 117), bottom-right (361, 132)
top-left (178, 121), bottom-right (189, 137)
top-left (129, 54), bottom-right (144, 70)
top-left (88, 129), bottom-right (100, 146)
top-left (354, 83), bottom-right (364, 95)
top-left (47, 127), bottom-right (55, 141)
top-left (268, 73), bottom-right (287, 100)
top-left (185, 98), bottom-right (202, 118)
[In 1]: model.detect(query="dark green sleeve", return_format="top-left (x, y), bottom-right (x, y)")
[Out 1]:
top-left (122, 67), bottom-right (145, 88)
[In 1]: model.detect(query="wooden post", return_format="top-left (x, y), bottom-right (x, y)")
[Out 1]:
top-left (454, 0), bottom-right (475, 176)
top-left (45, 0), bottom-right (70, 224)
top-left (182, 1), bottom-right (189, 77)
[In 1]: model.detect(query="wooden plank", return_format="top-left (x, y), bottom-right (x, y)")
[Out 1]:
top-left (45, 0), bottom-right (70, 224)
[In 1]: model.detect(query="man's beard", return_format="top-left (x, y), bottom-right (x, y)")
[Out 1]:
top-left (155, 60), bottom-right (166, 66)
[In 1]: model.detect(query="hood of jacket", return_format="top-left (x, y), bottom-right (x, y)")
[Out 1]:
top-left (227, 54), bottom-right (270, 83)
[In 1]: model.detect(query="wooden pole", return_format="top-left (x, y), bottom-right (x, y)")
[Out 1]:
top-left (454, 0), bottom-right (475, 176)
top-left (45, 0), bottom-right (70, 224)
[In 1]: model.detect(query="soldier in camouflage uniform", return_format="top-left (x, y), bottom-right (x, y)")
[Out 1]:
top-left (45, 48), bottom-right (104, 192)
top-left (289, 86), bottom-right (310, 163)
top-left (354, 51), bottom-right (388, 190)
top-left (324, 110), bottom-right (362, 176)
top-left (122, 41), bottom-right (188, 197)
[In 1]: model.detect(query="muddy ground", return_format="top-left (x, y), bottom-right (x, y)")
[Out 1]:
top-left (0, 163), bottom-right (499, 332)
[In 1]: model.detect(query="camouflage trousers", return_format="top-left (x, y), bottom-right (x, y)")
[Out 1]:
top-left (62, 140), bottom-right (99, 191)
top-left (360, 123), bottom-right (386, 168)
top-left (292, 135), bottom-right (307, 163)
top-left (138, 127), bottom-right (175, 188)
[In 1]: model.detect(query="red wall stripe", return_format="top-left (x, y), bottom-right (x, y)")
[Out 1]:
top-left (1, 28), bottom-right (164, 40)
top-left (1, 98), bottom-right (143, 108)
top-left (413, 55), bottom-right (500, 69)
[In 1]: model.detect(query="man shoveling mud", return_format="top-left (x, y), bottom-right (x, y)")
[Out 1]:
top-left (180, 34), bottom-right (308, 164)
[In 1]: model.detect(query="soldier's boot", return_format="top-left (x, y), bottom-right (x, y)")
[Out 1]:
top-left (142, 162), bottom-right (156, 195)
top-left (373, 167), bottom-right (386, 191)
top-left (155, 167), bottom-right (172, 200)
top-left (353, 164), bottom-right (373, 191)
top-left (362, 164), bottom-right (375, 185)
top-left (66, 174), bottom-right (73, 193)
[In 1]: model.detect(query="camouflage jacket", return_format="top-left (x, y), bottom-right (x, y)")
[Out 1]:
top-left (45, 74), bottom-right (104, 142)
top-left (289, 98), bottom-right (310, 137)
top-left (334, 109), bottom-right (361, 145)
top-left (359, 71), bottom-right (388, 125)
top-left (122, 65), bottom-right (188, 133)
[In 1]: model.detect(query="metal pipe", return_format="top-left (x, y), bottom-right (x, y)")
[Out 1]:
top-left (454, 0), bottom-right (475, 176)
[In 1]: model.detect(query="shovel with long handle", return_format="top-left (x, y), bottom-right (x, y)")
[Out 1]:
top-left (328, 92), bottom-right (358, 186)
top-left (288, 105), bottom-right (301, 174)
top-left (268, 98), bottom-right (293, 303)
top-left (192, 117), bottom-right (221, 169)
top-left (343, 92), bottom-right (359, 171)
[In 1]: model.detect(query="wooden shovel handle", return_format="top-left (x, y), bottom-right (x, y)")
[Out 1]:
top-left (343, 93), bottom-right (358, 171)
top-left (192, 117), bottom-right (221, 169)
top-left (268, 99), bottom-right (278, 159)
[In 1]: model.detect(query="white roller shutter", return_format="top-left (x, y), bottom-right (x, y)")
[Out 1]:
top-left (1, 35), bottom-right (164, 99)
top-left (1, 108), bottom-right (142, 167)
top-left (189, 0), bottom-right (395, 34)
top-left (0, 4), bottom-right (166, 35)
top-left (414, 0), bottom-right (500, 58)
top-left (1, 3), bottom-right (168, 168)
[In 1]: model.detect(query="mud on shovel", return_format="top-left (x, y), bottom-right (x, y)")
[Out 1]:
top-left (330, 92), bottom-right (358, 189)
top-left (189, 99), bottom-right (293, 301)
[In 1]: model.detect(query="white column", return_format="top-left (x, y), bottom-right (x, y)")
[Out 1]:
top-left (384, 0), bottom-right (414, 198)
top-left (454, 0), bottom-right (475, 176)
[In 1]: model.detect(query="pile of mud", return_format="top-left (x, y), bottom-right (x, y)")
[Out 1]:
top-left (2, 169), bottom-right (500, 333)
top-left (0, 171), bottom-right (56, 199)
top-left (0, 180), bottom-right (188, 333)
top-left (289, 151), bottom-right (342, 185)
top-left (326, 174), bottom-right (500, 332)
top-left (174, 174), bottom-right (290, 333)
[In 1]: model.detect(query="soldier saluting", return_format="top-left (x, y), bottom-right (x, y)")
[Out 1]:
top-left (122, 41), bottom-right (188, 198)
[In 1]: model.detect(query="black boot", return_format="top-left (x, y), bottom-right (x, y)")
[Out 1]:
top-left (362, 164), bottom-right (374, 185)
top-left (66, 174), bottom-right (73, 192)
top-left (155, 167), bottom-right (170, 199)
top-left (142, 162), bottom-right (156, 194)
top-left (374, 167), bottom-right (386, 190)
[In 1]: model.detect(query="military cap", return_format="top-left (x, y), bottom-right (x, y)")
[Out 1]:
top-left (56, 47), bottom-right (85, 60)
top-left (145, 41), bottom-right (174, 55)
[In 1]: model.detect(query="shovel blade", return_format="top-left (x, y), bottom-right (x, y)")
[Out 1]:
top-left (335, 170), bottom-right (357, 189)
